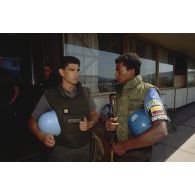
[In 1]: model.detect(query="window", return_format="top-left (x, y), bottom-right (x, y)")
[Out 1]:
top-left (129, 38), bottom-right (134, 52)
top-left (0, 57), bottom-right (31, 83)
top-left (187, 59), bottom-right (195, 86)
top-left (0, 34), bottom-right (32, 83)
top-left (134, 39), bottom-right (156, 85)
top-left (174, 54), bottom-right (187, 88)
top-left (158, 48), bottom-right (174, 88)
top-left (64, 33), bottom-right (123, 94)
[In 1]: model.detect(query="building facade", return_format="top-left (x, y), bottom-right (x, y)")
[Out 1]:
top-left (1, 33), bottom-right (195, 113)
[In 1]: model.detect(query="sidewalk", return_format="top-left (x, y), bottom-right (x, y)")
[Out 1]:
top-left (152, 102), bottom-right (195, 162)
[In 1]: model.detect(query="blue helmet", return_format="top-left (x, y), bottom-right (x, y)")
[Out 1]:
top-left (128, 110), bottom-right (152, 136)
top-left (38, 111), bottom-right (61, 136)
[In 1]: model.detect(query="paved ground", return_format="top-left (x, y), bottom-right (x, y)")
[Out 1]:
top-left (152, 102), bottom-right (195, 161)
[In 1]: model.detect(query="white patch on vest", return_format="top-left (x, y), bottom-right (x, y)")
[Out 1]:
top-left (64, 108), bottom-right (69, 114)
top-left (68, 119), bottom-right (81, 123)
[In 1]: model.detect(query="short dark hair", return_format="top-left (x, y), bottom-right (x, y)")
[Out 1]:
top-left (44, 64), bottom-right (52, 69)
top-left (59, 56), bottom-right (80, 69)
top-left (109, 93), bottom-right (116, 98)
top-left (115, 52), bottom-right (141, 75)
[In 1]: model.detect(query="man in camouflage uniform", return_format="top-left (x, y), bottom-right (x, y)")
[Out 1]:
top-left (106, 52), bottom-right (168, 161)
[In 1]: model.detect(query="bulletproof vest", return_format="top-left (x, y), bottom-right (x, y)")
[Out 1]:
top-left (116, 75), bottom-right (157, 142)
top-left (45, 83), bottom-right (92, 148)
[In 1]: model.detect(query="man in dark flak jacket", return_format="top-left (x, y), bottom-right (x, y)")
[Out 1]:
top-left (29, 56), bottom-right (98, 161)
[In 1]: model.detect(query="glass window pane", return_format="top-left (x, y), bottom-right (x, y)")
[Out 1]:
top-left (134, 39), bottom-right (156, 84)
top-left (187, 59), bottom-right (195, 86)
top-left (64, 33), bottom-right (123, 94)
top-left (0, 57), bottom-right (31, 83)
top-left (188, 68), bottom-right (195, 86)
top-left (140, 58), bottom-right (156, 84)
top-left (158, 48), bottom-right (174, 88)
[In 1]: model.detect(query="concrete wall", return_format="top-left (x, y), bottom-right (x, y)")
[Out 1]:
top-left (175, 88), bottom-right (187, 108)
top-left (160, 88), bottom-right (192, 109)
top-left (160, 89), bottom-right (175, 108)
top-left (187, 87), bottom-right (195, 104)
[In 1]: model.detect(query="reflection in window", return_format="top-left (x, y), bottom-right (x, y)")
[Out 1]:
top-left (158, 48), bottom-right (173, 88)
top-left (188, 68), bottom-right (195, 86)
top-left (187, 59), bottom-right (195, 86)
top-left (0, 58), bottom-right (21, 78)
top-left (134, 39), bottom-right (156, 84)
top-left (64, 34), bottom-right (123, 94)
top-left (0, 57), bottom-right (31, 83)
top-left (140, 58), bottom-right (156, 84)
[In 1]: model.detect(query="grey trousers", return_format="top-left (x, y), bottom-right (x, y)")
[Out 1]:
top-left (48, 143), bottom-right (91, 162)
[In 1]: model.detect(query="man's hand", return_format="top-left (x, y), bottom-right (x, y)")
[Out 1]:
top-left (105, 117), bottom-right (119, 132)
top-left (39, 134), bottom-right (55, 148)
top-left (79, 117), bottom-right (93, 131)
top-left (112, 142), bottom-right (127, 156)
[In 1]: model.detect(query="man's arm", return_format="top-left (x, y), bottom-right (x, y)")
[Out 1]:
top-left (79, 90), bottom-right (99, 131)
top-left (28, 94), bottom-right (55, 148)
top-left (89, 110), bottom-right (99, 127)
top-left (28, 116), bottom-right (55, 148)
top-left (10, 85), bottom-right (20, 104)
top-left (113, 120), bottom-right (168, 156)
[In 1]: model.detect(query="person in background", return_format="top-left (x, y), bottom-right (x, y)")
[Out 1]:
top-left (28, 56), bottom-right (99, 162)
top-left (0, 67), bottom-right (20, 161)
top-left (100, 93), bottom-right (117, 123)
top-left (34, 64), bottom-right (58, 104)
top-left (37, 64), bottom-right (57, 89)
top-left (0, 67), bottom-right (20, 106)
top-left (99, 93), bottom-right (117, 146)
top-left (105, 52), bottom-right (168, 162)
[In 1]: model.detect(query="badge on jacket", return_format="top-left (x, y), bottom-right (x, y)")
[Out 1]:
top-left (64, 108), bottom-right (69, 114)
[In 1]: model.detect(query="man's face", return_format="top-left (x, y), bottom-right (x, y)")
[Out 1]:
top-left (59, 63), bottom-right (80, 85)
top-left (109, 95), bottom-right (117, 104)
top-left (115, 62), bottom-right (134, 84)
top-left (43, 66), bottom-right (52, 79)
